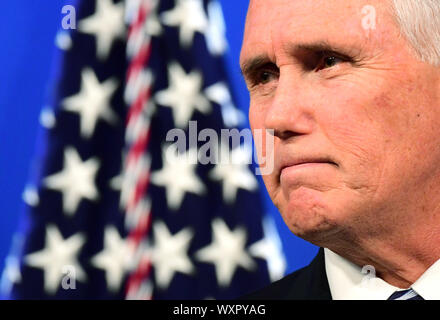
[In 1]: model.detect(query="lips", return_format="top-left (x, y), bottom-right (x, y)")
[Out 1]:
top-left (278, 157), bottom-right (337, 176)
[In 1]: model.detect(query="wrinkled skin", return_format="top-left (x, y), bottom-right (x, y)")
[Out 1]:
top-left (241, 0), bottom-right (440, 287)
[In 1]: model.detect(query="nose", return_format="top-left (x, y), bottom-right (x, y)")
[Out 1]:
top-left (264, 70), bottom-right (315, 140)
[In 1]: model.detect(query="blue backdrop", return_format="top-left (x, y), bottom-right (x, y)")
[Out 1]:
top-left (0, 0), bottom-right (317, 290)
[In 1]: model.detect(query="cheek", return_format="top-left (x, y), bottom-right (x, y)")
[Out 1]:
top-left (323, 100), bottom-right (386, 160)
top-left (318, 78), bottom-right (431, 201)
top-left (318, 91), bottom-right (395, 192)
top-left (330, 124), bottom-right (386, 166)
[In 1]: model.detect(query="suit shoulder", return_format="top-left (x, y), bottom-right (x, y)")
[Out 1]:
top-left (240, 248), bottom-right (331, 300)
top-left (240, 265), bottom-right (311, 300)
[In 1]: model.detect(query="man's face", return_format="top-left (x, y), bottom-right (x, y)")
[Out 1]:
top-left (241, 0), bottom-right (440, 245)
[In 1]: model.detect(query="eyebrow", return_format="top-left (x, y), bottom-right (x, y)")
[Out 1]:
top-left (240, 40), bottom-right (360, 78)
top-left (292, 40), bottom-right (360, 59)
top-left (240, 55), bottom-right (272, 79)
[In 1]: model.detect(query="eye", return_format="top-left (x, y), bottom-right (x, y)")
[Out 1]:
top-left (259, 71), bottom-right (275, 84)
top-left (247, 68), bottom-right (279, 88)
top-left (316, 54), bottom-right (344, 71)
top-left (324, 56), bottom-right (341, 68)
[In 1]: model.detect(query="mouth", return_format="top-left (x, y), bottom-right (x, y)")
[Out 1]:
top-left (279, 159), bottom-right (338, 176)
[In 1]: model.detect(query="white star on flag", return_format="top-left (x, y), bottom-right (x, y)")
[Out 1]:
top-left (22, 184), bottom-right (40, 207)
top-left (39, 106), bottom-right (57, 129)
top-left (1, 255), bottom-right (22, 295)
top-left (209, 144), bottom-right (258, 204)
top-left (151, 145), bottom-right (206, 210)
top-left (144, 0), bottom-right (163, 37)
top-left (62, 68), bottom-right (119, 139)
top-left (150, 221), bottom-right (194, 289)
top-left (44, 147), bottom-right (100, 216)
top-left (195, 218), bottom-right (256, 287)
top-left (205, 0), bottom-right (228, 56)
top-left (108, 152), bottom-right (126, 198)
top-left (55, 30), bottom-right (73, 51)
top-left (0, 234), bottom-right (23, 295)
top-left (161, 0), bottom-right (208, 48)
top-left (205, 82), bottom-right (245, 128)
top-left (78, 0), bottom-right (126, 60)
top-left (155, 62), bottom-right (211, 128)
top-left (249, 215), bottom-right (287, 282)
top-left (24, 225), bottom-right (86, 294)
top-left (91, 226), bottom-right (132, 292)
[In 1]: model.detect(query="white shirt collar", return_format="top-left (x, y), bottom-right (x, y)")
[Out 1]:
top-left (324, 248), bottom-right (440, 300)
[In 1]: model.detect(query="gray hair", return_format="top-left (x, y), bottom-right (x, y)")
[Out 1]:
top-left (392, 0), bottom-right (440, 66)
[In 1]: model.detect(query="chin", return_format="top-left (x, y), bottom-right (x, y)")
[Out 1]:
top-left (279, 186), bottom-right (343, 244)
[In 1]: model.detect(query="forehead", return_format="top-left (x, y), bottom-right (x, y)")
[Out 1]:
top-left (240, 0), bottom-right (395, 64)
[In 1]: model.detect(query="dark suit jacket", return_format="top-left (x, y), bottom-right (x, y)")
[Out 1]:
top-left (243, 248), bottom-right (332, 300)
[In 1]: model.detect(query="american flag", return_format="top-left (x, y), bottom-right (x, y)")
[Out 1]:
top-left (1, 0), bottom-right (286, 299)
